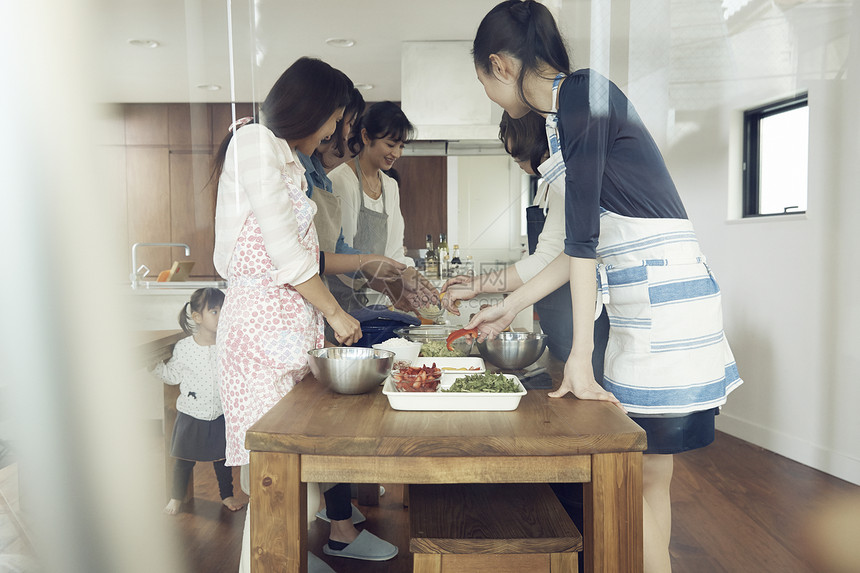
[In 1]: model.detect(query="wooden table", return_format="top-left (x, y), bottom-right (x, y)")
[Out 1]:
top-left (245, 359), bottom-right (646, 573)
top-left (134, 330), bottom-right (188, 498)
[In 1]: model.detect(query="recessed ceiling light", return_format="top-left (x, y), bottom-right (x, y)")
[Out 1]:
top-left (354, 83), bottom-right (374, 91)
top-left (196, 84), bottom-right (222, 91)
top-left (325, 38), bottom-right (355, 48)
top-left (128, 39), bottom-right (160, 48)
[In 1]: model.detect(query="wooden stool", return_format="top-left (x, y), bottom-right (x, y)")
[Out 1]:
top-left (409, 483), bottom-right (582, 573)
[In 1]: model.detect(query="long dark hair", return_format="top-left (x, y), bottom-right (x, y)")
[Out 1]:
top-left (499, 111), bottom-right (548, 174)
top-left (347, 101), bottom-right (415, 157)
top-left (178, 288), bottom-right (225, 336)
top-left (473, 0), bottom-right (571, 114)
top-left (317, 87), bottom-right (366, 169)
top-left (211, 57), bottom-right (353, 182)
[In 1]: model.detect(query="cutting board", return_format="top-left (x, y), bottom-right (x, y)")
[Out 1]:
top-left (156, 260), bottom-right (195, 282)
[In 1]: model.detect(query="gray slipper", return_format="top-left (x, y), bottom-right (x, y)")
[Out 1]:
top-left (322, 530), bottom-right (398, 561)
top-left (315, 504), bottom-right (366, 525)
top-left (308, 552), bottom-right (336, 573)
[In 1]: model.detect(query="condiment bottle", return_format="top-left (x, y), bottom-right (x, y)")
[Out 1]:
top-left (424, 234), bottom-right (439, 279)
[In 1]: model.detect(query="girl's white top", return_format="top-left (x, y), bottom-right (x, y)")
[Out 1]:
top-left (214, 124), bottom-right (318, 287)
top-left (328, 163), bottom-right (414, 266)
top-left (514, 179), bottom-right (565, 283)
top-left (153, 336), bottom-right (223, 421)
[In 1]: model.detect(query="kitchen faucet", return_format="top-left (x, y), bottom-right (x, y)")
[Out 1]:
top-left (130, 242), bottom-right (191, 289)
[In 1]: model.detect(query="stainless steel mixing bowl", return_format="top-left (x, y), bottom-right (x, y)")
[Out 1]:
top-left (307, 347), bottom-right (395, 394)
top-left (476, 332), bottom-right (548, 370)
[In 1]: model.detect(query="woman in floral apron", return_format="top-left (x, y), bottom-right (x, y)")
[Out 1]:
top-left (212, 57), bottom-right (398, 572)
top-left (468, 3), bottom-right (743, 572)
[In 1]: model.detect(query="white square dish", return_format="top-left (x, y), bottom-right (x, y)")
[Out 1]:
top-left (382, 374), bottom-right (526, 411)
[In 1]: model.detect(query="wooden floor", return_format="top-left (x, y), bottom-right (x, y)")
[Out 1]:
top-left (2, 431), bottom-right (858, 572)
top-left (165, 431), bottom-right (860, 573)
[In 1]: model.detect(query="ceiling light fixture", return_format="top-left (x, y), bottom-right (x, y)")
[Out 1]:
top-left (354, 83), bottom-right (374, 91)
top-left (128, 39), bottom-right (160, 48)
top-left (325, 38), bottom-right (355, 48)
top-left (196, 84), bottom-right (222, 91)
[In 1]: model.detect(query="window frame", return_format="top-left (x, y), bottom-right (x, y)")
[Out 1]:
top-left (742, 92), bottom-right (809, 218)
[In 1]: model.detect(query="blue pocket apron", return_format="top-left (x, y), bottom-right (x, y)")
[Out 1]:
top-left (543, 74), bottom-right (741, 414)
top-left (594, 211), bottom-right (742, 414)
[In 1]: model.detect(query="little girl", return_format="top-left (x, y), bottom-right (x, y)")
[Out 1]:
top-left (153, 287), bottom-right (245, 515)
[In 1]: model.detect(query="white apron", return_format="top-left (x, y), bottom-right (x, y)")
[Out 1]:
top-left (545, 74), bottom-right (742, 414)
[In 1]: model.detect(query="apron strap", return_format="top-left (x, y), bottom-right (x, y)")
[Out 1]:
top-left (354, 156), bottom-right (387, 214)
top-left (545, 73), bottom-right (566, 155)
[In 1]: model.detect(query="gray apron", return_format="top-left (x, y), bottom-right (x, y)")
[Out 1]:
top-left (352, 157), bottom-right (389, 255)
top-left (328, 159), bottom-right (390, 313)
top-left (310, 185), bottom-right (342, 253)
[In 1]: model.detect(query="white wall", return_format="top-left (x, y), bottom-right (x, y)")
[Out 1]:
top-left (660, 9), bottom-right (860, 485)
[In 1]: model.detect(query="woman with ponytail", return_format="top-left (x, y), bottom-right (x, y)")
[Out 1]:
top-left (467, 3), bottom-right (743, 571)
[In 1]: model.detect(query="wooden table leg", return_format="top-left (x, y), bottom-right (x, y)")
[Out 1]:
top-left (583, 452), bottom-right (643, 573)
top-left (250, 452), bottom-right (306, 573)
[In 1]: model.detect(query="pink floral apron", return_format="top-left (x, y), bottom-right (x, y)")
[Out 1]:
top-left (217, 176), bottom-right (324, 467)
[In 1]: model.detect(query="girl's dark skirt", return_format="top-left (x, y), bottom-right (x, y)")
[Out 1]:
top-left (630, 408), bottom-right (717, 455)
top-left (170, 412), bottom-right (227, 462)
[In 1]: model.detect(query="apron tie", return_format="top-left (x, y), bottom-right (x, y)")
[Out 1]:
top-left (595, 263), bottom-right (610, 321)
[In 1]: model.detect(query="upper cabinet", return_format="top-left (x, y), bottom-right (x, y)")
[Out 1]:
top-left (210, 103), bottom-right (255, 147)
top-left (167, 103), bottom-right (211, 148)
top-left (115, 103), bottom-right (255, 282)
top-left (125, 104), bottom-right (169, 146)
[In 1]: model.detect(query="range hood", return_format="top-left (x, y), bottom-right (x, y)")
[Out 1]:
top-left (400, 41), bottom-right (506, 155)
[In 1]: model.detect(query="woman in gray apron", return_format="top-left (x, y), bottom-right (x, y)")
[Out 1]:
top-left (329, 101), bottom-right (438, 312)
top-left (470, 3), bottom-right (743, 572)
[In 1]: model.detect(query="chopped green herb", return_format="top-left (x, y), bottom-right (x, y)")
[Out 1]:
top-left (442, 373), bottom-right (521, 393)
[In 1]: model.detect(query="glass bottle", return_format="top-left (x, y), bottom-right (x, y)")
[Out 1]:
top-left (449, 244), bottom-right (461, 276)
top-left (424, 234), bottom-right (439, 279)
top-left (437, 233), bottom-right (449, 267)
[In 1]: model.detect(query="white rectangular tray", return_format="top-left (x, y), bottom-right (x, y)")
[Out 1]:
top-left (410, 357), bottom-right (486, 373)
top-left (382, 374), bottom-right (526, 411)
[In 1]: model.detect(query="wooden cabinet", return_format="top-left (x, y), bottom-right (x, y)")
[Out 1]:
top-left (125, 104), bottom-right (169, 146)
top-left (167, 103), bottom-right (211, 148)
top-left (169, 150), bottom-right (217, 277)
top-left (210, 103), bottom-right (255, 146)
top-left (121, 103), bottom-right (257, 281)
top-left (396, 156), bottom-right (447, 250)
top-left (127, 147), bottom-right (172, 276)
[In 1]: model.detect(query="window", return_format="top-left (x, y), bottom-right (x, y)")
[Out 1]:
top-left (743, 93), bottom-right (809, 217)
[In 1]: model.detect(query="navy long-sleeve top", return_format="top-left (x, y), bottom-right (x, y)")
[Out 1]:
top-left (558, 69), bottom-right (687, 259)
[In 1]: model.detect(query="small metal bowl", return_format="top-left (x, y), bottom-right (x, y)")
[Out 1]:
top-left (393, 325), bottom-right (474, 357)
top-left (477, 332), bottom-right (548, 370)
top-left (307, 347), bottom-right (394, 395)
